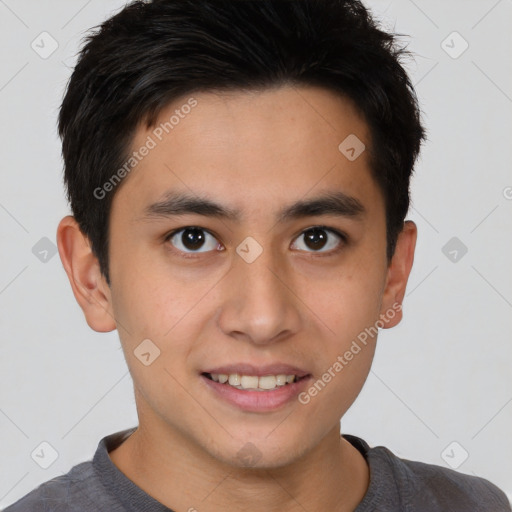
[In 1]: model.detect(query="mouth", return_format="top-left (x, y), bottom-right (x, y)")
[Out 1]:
top-left (201, 372), bottom-right (310, 391)
top-left (199, 365), bottom-right (313, 412)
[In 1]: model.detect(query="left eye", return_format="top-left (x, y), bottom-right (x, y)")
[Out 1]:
top-left (291, 226), bottom-right (344, 253)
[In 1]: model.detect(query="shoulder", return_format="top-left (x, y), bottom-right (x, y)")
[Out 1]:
top-left (3, 429), bottom-right (136, 511)
top-left (2, 461), bottom-right (111, 512)
top-left (344, 434), bottom-right (510, 512)
top-left (373, 443), bottom-right (511, 512)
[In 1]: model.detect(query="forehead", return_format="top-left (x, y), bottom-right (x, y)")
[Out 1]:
top-left (112, 85), bottom-right (380, 218)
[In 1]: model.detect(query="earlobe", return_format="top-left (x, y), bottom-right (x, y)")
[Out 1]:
top-left (56, 215), bottom-right (117, 333)
top-left (380, 220), bottom-right (417, 329)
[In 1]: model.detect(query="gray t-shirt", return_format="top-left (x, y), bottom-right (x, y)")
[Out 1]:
top-left (4, 427), bottom-right (511, 511)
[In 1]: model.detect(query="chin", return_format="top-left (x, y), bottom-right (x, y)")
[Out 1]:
top-left (206, 433), bottom-right (310, 470)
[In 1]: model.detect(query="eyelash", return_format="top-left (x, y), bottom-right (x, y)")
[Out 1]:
top-left (163, 225), bottom-right (348, 260)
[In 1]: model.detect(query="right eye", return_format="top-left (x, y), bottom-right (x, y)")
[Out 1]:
top-left (165, 226), bottom-right (223, 256)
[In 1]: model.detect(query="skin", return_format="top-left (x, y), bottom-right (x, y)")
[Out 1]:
top-left (57, 85), bottom-right (417, 512)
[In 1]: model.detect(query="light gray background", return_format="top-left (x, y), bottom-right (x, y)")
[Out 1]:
top-left (1, 0), bottom-right (511, 508)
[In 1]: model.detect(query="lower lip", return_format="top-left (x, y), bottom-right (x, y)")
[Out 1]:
top-left (200, 374), bottom-right (312, 412)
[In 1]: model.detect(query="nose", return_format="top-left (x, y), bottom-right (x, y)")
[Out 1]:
top-left (216, 240), bottom-right (303, 346)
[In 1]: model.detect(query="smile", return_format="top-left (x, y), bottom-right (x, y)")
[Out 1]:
top-left (203, 372), bottom-right (307, 391)
top-left (201, 370), bottom-right (312, 412)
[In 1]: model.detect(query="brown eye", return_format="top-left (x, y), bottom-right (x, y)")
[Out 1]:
top-left (291, 226), bottom-right (345, 253)
top-left (304, 228), bottom-right (328, 250)
top-left (167, 227), bottom-right (220, 253)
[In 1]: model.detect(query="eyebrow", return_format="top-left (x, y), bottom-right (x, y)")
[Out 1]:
top-left (139, 190), bottom-right (365, 223)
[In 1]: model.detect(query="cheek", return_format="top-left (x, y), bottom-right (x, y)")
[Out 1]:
top-left (311, 262), bottom-right (385, 336)
top-left (296, 274), bottom-right (382, 423)
top-left (110, 275), bottom-right (203, 408)
top-left (298, 254), bottom-right (385, 389)
top-left (110, 238), bottom-right (199, 332)
top-left (312, 283), bottom-right (380, 386)
top-left (110, 258), bottom-right (223, 381)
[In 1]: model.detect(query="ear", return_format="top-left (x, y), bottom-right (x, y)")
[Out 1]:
top-left (56, 215), bottom-right (116, 332)
top-left (379, 220), bottom-right (417, 328)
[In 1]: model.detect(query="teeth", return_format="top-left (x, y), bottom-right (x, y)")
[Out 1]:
top-left (259, 375), bottom-right (278, 389)
top-left (275, 374), bottom-right (287, 386)
top-left (208, 373), bottom-right (299, 391)
top-left (228, 374), bottom-right (241, 386)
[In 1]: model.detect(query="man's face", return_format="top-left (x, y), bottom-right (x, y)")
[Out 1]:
top-left (104, 85), bottom-right (398, 467)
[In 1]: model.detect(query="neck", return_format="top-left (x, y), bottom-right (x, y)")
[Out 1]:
top-left (109, 421), bottom-right (369, 512)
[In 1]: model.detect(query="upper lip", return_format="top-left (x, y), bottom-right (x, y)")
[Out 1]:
top-left (202, 363), bottom-right (310, 378)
